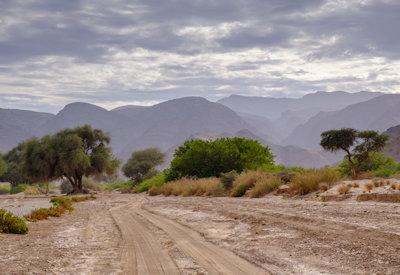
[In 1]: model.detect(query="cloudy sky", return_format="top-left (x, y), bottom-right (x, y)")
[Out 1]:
top-left (0, 0), bottom-right (399, 113)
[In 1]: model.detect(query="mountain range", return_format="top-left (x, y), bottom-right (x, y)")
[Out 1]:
top-left (1, 91), bottom-right (399, 168)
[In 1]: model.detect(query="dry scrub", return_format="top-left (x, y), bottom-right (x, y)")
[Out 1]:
top-left (289, 168), bottom-right (340, 195)
top-left (149, 178), bottom-right (225, 197)
top-left (230, 170), bottom-right (266, 197)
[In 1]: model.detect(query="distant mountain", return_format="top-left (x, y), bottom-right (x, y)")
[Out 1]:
top-left (384, 125), bottom-right (400, 161)
top-left (285, 94), bottom-right (400, 149)
top-left (0, 108), bottom-right (53, 153)
top-left (111, 105), bottom-right (149, 118)
top-left (218, 91), bottom-right (382, 120)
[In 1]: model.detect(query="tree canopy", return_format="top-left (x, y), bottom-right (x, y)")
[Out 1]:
top-left (167, 137), bottom-right (274, 180)
top-left (0, 155), bottom-right (7, 178)
top-left (320, 128), bottom-right (388, 178)
top-left (4, 125), bottom-right (119, 193)
top-left (122, 148), bottom-right (164, 183)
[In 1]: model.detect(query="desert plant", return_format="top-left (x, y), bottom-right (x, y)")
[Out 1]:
top-left (289, 168), bottom-right (340, 195)
top-left (167, 138), bottom-right (274, 180)
top-left (364, 182), bottom-right (374, 193)
top-left (0, 184), bottom-right (10, 195)
top-left (321, 129), bottom-right (388, 178)
top-left (24, 185), bottom-right (42, 196)
top-left (101, 180), bottom-right (132, 192)
top-left (352, 182), bottom-right (360, 188)
top-left (230, 170), bottom-right (265, 197)
top-left (150, 178), bottom-right (225, 197)
top-left (248, 175), bottom-right (281, 198)
top-left (10, 184), bottom-right (27, 194)
top-left (134, 172), bottom-right (166, 193)
top-left (220, 170), bottom-right (238, 189)
top-left (319, 182), bottom-right (329, 192)
top-left (337, 184), bottom-right (350, 195)
top-left (0, 209), bottom-right (28, 234)
top-left (123, 148), bottom-right (164, 184)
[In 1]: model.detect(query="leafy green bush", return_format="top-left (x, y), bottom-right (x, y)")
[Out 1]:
top-left (339, 152), bottom-right (400, 178)
top-left (289, 168), bottom-right (340, 195)
top-left (134, 173), bottom-right (166, 193)
top-left (167, 137), bottom-right (274, 180)
top-left (220, 170), bottom-right (238, 189)
top-left (0, 209), bottom-right (28, 234)
top-left (10, 184), bottom-right (28, 194)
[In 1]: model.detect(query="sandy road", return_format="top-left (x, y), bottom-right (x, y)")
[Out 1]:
top-left (110, 196), bottom-right (268, 275)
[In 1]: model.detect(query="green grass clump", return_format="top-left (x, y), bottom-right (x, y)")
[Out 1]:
top-left (101, 180), bottom-right (132, 192)
top-left (0, 209), bottom-right (28, 234)
top-left (0, 185), bottom-right (11, 195)
top-left (10, 184), bottom-right (28, 194)
top-left (134, 173), bottom-right (166, 193)
top-left (289, 168), bottom-right (340, 195)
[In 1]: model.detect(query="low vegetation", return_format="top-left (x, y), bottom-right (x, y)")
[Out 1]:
top-left (0, 184), bottom-right (10, 195)
top-left (149, 178), bottom-right (225, 197)
top-left (230, 170), bottom-right (267, 197)
top-left (0, 209), bottom-right (28, 234)
top-left (25, 195), bottom-right (95, 222)
top-left (289, 168), bottom-right (340, 195)
top-left (134, 172), bottom-right (166, 193)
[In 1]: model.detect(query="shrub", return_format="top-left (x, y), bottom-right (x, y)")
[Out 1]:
top-left (364, 182), bottom-right (374, 193)
top-left (167, 138), bottom-right (274, 180)
top-left (230, 170), bottom-right (265, 197)
top-left (337, 184), bottom-right (350, 195)
top-left (134, 173), bottom-right (166, 193)
top-left (101, 180), bottom-right (132, 192)
top-left (0, 209), bottom-right (28, 234)
top-left (50, 196), bottom-right (74, 211)
top-left (24, 186), bottom-right (42, 196)
top-left (0, 184), bottom-right (10, 195)
top-left (220, 170), bottom-right (238, 189)
top-left (150, 178), bottom-right (225, 197)
top-left (10, 184), bottom-right (27, 194)
top-left (123, 148), bottom-right (164, 183)
top-left (289, 168), bottom-right (340, 195)
top-left (319, 182), bottom-right (329, 192)
top-left (248, 175), bottom-right (281, 198)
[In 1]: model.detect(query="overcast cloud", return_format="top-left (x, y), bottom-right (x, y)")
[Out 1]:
top-left (0, 0), bottom-right (399, 113)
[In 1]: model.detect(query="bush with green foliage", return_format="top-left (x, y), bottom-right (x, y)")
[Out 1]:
top-left (123, 148), bottom-right (164, 184)
top-left (0, 209), bottom-right (28, 234)
top-left (134, 172), bottom-right (166, 193)
top-left (339, 152), bottom-right (400, 178)
top-left (10, 184), bottom-right (28, 194)
top-left (167, 137), bottom-right (274, 180)
top-left (0, 184), bottom-right (10, 195)
top-left (0, 144), bottom-right (32, 186)
top-left (0, 155), bottom-right (7, 178)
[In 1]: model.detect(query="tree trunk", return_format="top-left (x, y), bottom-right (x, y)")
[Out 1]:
top-left (66, 176), bottom-right (85, 194)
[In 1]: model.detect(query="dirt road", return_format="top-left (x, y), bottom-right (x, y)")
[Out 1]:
top-left (1, 193), bottom-right (399, 274)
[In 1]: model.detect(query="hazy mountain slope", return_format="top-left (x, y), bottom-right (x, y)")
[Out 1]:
top-left (0, 108), bottom-right (54, 153)
top-left (218, 91), bottom-right (382, 120)
top-left (285, 94), bottom-right (400, 149)
top-left (118, 97), bottom-right (251, 160)
top-left (236, 112), bottom-right (283, 143)
top-left (111, 105), bottom-right (149, 118)
top-left (383, 125), bottom-right (400, 161)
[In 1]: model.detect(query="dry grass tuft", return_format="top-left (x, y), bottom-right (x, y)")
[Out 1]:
top-left (24, 186), bottom-right (42, 196)
top-left (149, 178), bottom-right (225, 197)
top-left (351, 182), bottom-right (360, 188)
top-left (337, 184), bottom-right (350, 195)
top-left (390, 183), bottom-right (397, 190)
top-left (248, 175), bottom-right (282, 198)
top-left (319, 182), bottom-right (329, 192)
top-left (230, 170), bottom-right (271, 197)
top-left (289, 168), bottom-right (340, 196)
top-left (364, 182), bottom-right (374, 193)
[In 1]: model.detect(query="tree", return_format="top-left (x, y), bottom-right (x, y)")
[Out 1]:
top-left (16, 125), bottom-right (119, 193)
top-left (123, 148), bottom-right (164, 183)
top-left (0, 155), bottom-right (7, 177)
top-left (320, 128), bottom-right (388, 178)
top-left (167, 137), bottom-right (274, 180)
top-left (0, 143), bottom-right (32, 186)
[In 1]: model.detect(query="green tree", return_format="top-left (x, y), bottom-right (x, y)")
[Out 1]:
top-left (0, 143), bottom-right (32, 186)
top-left (123, 148), bottom-right (164, 183)
top-left (167, 137), bottom-right (274, 180)
top-left (0, 155), bottom-right (7, 177)
top-left (16, 125), bottom-right (119, 193)
top-left (320, 128), bottom-right (388, 178)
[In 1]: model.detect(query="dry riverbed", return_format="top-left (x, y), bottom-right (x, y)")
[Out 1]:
top-left (1, 193), bottom-right (399, 274)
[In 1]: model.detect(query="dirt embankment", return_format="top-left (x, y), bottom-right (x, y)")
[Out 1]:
top-left (1, 194), bottom-right (399, 274)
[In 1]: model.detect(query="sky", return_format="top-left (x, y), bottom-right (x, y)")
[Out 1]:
top-left (0, 0), bottom-right (399, 113)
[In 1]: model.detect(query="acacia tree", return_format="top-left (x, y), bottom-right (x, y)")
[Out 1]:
top-left (320, 128), bottom-right (388, 178)
top-left (123, 148), bottom-right (164, 183)
top-left (21, 125), bottom-right (119, 193)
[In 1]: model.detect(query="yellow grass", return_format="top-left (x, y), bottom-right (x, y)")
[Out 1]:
top-left (149, 178), bottom-right (225, 197)
top-left (230, 170), bottom-right (266, 197)
top-left (337, 184), bottom-right (350, 195)
top-left (248, 175), bottom-right (282, 198)
top-left (289, 168), bottom-right (340, 195)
